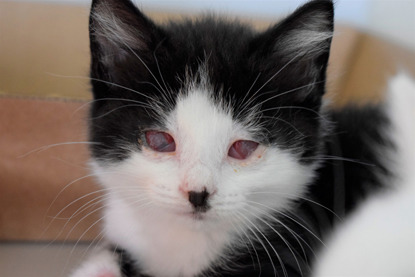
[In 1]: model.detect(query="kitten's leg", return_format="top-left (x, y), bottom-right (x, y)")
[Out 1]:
top-left (69, 246), bottom-right (122, 277)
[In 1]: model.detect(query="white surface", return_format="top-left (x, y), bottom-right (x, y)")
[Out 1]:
top-left (0, 242), bottom-right (90, 277)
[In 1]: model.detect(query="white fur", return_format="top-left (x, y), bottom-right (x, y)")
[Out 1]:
top-left (85, 67), bottom-right (316, 277)
top-left (276, 11), bottom-right (333, 59)
top-left (91, 1), bottom-right (146, 65)
top-left (69, 247), bottom-right (121, 277)
top-left (313, 73), bottom-right (415, 277)
top-left (279, 30), bottom-right (333, 58)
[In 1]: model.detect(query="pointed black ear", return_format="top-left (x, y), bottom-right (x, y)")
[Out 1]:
top-left (90, 0), bottom-right (158, 61)
top-left (250, 0), bottom-right (334, 105)
top-left (89, 0), bottom-right (165, 97)
top-left (268, 0), bottom-right (333, 61)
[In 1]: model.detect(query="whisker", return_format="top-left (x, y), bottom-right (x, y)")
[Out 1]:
top-left (73, 97), bottom-right (154, 116)
top-left (42, 170), bottom-right (144, 240)
top-left (65, 196), bottom-right (152, 248)
top-left (229, 212), bottom-right (262, 274)
top-left (153, 48), bottom-right (174, 107)
top-left (251, 81), bottom-right (324, 114)
top-left (239, 52), bottom-right (304, 114)
top-left (44, 172), bottom-right (101, 214)
top-left (49, 156), bottom-right (90, 170)
top-left (49, 190), bottom-right (109, 221)
top-left (301, 155), bottom-right (375, 167)
top-left (41, 173), bottom-right (102, 236)
top-left (70, 197), bottom-right (155, 255)
top-left (79, 194), bottom-right (151, 256)
top-left (250, 200), bottom-right (326, 248)
top-left (265, 212), bottom-right (316, 264)
top-left (79, 230), bottom-right (106, 266)
top-left (244, 206), bottom-right (303, 277)
top-left (90, 230), bottom-right (106, 254)
top-left (58, 186), bottom-right (149, 221)
top-left (45, 73), bottom-right (161, 104)
top-left (268, 116), bottom-right (306, 137)
top-left (248, 191), bottom-right (342, 221)
top-left (269, 212), bottom-right (316, 259)
top-left (235, 210), bottom-right (278, 277)
top-left (18, 141), bottom-right (101, 159)
top-left (238, 72), bottom-right (262, 111)
top-left (90, 104), bottom-right (151, 119)
top-left (42, 194), bottom-right (107, 250)
top-left (97, 22), bottom-right (168, 99)
top-left (261, 105), bottom-right (327, 120)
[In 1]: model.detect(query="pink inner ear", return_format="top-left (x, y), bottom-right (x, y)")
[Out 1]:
top-left (228, 140), bottom-right (258, 160)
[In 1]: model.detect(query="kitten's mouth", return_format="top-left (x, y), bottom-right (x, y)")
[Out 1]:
top-left (191, 211), bottom-right (206, 220)
top-left (175, 209), bottom-right (208, 221)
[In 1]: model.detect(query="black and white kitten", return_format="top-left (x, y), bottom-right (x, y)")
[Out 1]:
top-left (313, 74), bottom-right (415, 276)
top-left (70, 0), bottom-right (413, 276)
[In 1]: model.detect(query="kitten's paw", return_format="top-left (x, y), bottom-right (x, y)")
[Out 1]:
top-left (69, 247), bottom-right (122, 277)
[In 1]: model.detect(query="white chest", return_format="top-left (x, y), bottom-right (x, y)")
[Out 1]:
top-left (103, 195), bottom-right (233, 277)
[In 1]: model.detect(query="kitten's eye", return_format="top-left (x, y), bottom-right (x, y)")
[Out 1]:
top-left (228, 140), bottom-right (259, 160)
top-left (145, 131), bottom-right (176, 152)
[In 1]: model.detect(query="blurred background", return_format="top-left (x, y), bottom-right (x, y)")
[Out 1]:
top-left (15, 0), bottom-right (415, 51)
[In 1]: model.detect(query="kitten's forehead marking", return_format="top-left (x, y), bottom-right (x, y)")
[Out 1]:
top-left (165, 68), bottom-right (242, 191)
top-left (170, 87), bottom-right (234, 164)
top-left (170, 65), bottom-right (234, 150)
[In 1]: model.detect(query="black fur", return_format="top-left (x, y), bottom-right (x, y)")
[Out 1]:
top-left (113, 247), bottom-right (142, 277)
top-left (88, 0), bottom-right (333, 163)
top-left (200, 106), bottom-right (392, 276)
top-left (88, 0), bottom-right (392, 276)
top-left (108, 106), bottom-right (391, 277)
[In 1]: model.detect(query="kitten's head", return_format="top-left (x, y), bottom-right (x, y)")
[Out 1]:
top-left (88, 0), bottom-right (333, 228)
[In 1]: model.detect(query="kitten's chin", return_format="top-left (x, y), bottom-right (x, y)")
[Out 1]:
top-left (182, 211), bottom-right (208, 221)
top-left (169, 208), bottom-right (222, 230)
top-left (173, 209), bottom-right (207, 221)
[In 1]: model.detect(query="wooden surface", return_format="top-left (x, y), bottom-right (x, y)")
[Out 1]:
top-left (0, 98), bottom-right (100, 242)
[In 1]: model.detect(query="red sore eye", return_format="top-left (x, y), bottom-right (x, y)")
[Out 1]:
top-left (145, 131), bottom-right (176, 152)
top-left (228, 140), bottom-right (259, 160)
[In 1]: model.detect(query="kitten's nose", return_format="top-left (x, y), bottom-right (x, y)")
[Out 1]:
top-left (188, 189), bottom-right (210, 212)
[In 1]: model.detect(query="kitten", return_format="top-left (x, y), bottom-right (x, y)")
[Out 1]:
top-left (70, 0), bottom-right (401, 276)
top-left (312, 74), bottom-right (415, 277)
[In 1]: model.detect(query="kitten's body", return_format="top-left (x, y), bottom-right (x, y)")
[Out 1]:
top-left (313, 74), bottom-right (415, 277)
top-left (70, 0), bottom-right (413, 276)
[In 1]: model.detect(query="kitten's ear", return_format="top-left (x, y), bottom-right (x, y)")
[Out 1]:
top-left (89, 0), bottom-right (164, 94)
top-left (251, 0), bottom-right (334, 105)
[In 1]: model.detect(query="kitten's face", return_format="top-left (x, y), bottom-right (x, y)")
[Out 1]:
top-left (91, 75), bottom-right (315, 228)
top-left (88, 0), bottom-right (333, 229)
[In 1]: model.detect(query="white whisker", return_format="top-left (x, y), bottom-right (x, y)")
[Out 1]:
top-left (301, 155), bottom-right (375, 167)
top-left (235, 210), bottom-right (279, 277)
top-left (250, 210), bottom-right (301, 276)
top-left (45, 73), bottom-right (161, 104)
top-left (229, 212), bottom-right (262, 273)
top-left (251, 81), bottom-right (324, 114)
top-left (18, 141), bottom-right (100, 159)
top-left (246, 201), bottom-right (324, 248)
top-left (248, 191), bottom-right (342, 221)
top-left (240, 52), bottom-right (304, 114)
